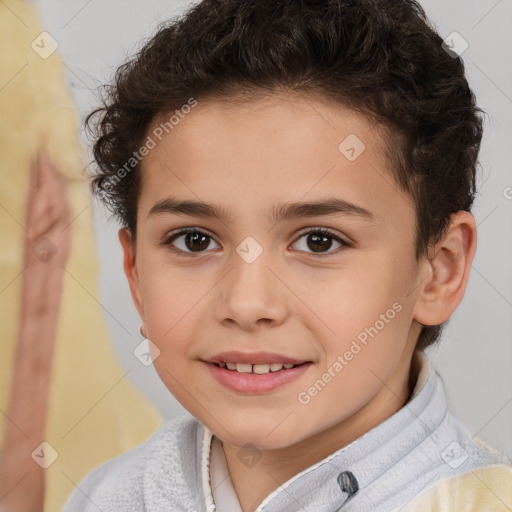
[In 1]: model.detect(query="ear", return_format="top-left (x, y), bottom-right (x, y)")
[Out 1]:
top-left (118, 228), bottom-right (144, 318)
top-left (413, 211), bottom-right (477, 326)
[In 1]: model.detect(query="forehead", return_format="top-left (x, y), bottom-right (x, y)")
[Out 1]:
top-left (149, 91), bottom-right (387, 165)
top-left (139, 92), bottom-right (413, 227)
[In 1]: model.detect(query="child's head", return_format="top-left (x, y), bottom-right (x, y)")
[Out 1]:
top-left (86, 0), bottom-right (479, 448)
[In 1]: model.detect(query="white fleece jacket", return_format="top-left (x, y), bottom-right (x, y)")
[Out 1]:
top-left (62, 352), bottom-right (512, 511)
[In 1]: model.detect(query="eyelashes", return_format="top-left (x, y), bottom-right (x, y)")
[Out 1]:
top-left (160, 227), bottom-right (353, 258)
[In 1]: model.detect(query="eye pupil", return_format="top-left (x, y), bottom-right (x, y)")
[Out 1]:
top-left (307, 233), bottom-right (333, 253)
top-left (185, 232), bottom-right (209, 251)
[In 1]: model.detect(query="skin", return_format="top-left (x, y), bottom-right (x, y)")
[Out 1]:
top-left (119, 91), bottom-right (477, 512)
top-left (0, 150), bottom-right (72, 512)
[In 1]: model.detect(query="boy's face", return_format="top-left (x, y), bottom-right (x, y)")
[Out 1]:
top-left (123, 92), bottom-right (427, 450)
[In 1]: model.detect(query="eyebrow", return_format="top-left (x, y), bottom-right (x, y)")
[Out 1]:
top-left (147, 196), bottom-right (376, 224)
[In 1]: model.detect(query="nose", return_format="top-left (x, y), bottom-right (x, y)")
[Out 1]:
top-left (214, 247), bottom-right (288, 331)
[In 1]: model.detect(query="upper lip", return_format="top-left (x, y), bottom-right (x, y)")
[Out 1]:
top-left (204, 351), bottom-right (309, 365)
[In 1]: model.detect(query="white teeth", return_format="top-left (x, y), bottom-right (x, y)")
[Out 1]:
top-left (253, 364), bottom-right (271, 374)
top-left (217, 362), bottom-right (298, 373)
top-left (236, 363), bottom-right (252, 373)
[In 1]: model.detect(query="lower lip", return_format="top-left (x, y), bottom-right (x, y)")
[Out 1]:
top-left (205, 362), bottom-right (313, 393)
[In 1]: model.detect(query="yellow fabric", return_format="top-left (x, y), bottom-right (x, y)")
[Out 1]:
top-left (0, 1), bottom-right (162, 510)
top-left (399, 464), bottom-right (512, 511)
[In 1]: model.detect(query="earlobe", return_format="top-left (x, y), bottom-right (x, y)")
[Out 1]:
top-left (118, 227), bottom-right (144, 317)
top-left (413, 211), bottom-right (477, 326)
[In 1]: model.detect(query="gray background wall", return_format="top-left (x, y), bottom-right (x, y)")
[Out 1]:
top-left (30, 0), bottom-right (512, 459)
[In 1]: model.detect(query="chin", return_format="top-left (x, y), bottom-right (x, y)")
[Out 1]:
top-left (214, 417), bottom-right (308, 451)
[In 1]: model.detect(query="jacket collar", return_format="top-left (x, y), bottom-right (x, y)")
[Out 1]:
top-left (200, 351), bottom-right (439, 511)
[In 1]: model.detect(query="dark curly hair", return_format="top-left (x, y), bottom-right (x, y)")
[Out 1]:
top-left (86, 0), bottom-right (483, 351)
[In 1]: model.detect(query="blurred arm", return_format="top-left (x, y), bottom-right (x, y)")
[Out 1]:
top-left (0, 150), bottom-right (72, 512)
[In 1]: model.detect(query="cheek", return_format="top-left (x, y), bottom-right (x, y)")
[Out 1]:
top-left (308, 255), bottom-right (411, 366)
top-left (141, 270), bottom-right (201, 399)
top-left (138, 252), bottom-right (204, 329)
top-left (301, 259), bottom-right (399, 334)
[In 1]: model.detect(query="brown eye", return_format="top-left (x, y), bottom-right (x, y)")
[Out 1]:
top-left (308, 233), bottom-right (334, 252)
top-left (292, 229), bottom-right (350, 255)
top-left (182, 232), bottom-right (210, 251)
top-left (162, 228), bottom-right (220, 255)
